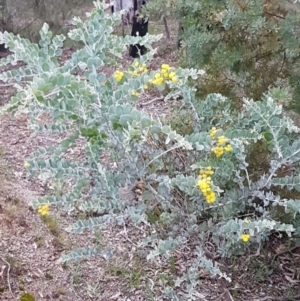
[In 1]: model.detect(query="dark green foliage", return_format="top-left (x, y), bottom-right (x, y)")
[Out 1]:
top-left (178, 0), bottom-right (300, 111)
top-left (20, 293), bottom-right (35, 301)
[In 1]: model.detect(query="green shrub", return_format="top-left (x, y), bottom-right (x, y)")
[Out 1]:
top-left (177, 0), bottom-right (300, 111)
top-left (1, 1), bottom-right (300, 299)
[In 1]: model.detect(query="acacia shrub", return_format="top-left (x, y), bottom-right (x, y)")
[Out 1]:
top-left (1, 2), bottom-right (300, 299)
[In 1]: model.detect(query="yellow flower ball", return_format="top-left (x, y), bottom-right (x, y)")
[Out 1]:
top-left (241, 234), bottom-right (250, 243)
top-left (153, 77), bottom-right (163, 85)
top-left (225, 144), bottom-right (233, 152)
top-left (114, 70), bottom-right (124, 82)
top-left (209, 127), bottom-right (217, 139)
top-left (37, 204), bottom-right (50, 216)
top-left (131, 91), bottom-right (140, 97)
top-left (206, 191), bottom-right (216, 203)
top-left (169, 71), bottom-right (176, 79)
top-left (171, 76), bottom-right (178, 83)
top-left (161, 63), bottom-right (170, 70)
top-left (217, 136), bottom-right (228, 146)
top-left (212, 146), bottom-right (224, 158)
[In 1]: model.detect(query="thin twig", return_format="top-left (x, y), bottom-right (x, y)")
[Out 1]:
top-left (264, 11), bottom-right (285, 20)
top-left (144, 144), bottom-right (183, 170)
top-left (121, 224), bottom-right (139, 247)
top-left (0, 256), bottom-right (14, 298)
top-left (272, 244), bottom-right (300, 264)
top-left (0, 83), bottom-right (16, 87)
top-left (162, 16), bottom-right (170, 41)
top-left (139, 96), bottom-right (164, 107)
top-left (257, 294), bottom-right (300, 301)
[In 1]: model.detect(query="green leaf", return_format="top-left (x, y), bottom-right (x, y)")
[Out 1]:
top-left (81, 128), bottom-right (99, 140)
top-left (42, 62), bottom-right (50, 72)
top-left (146, 211), bottom-right (160, 224)
top-left (262, 132), bottom-right (273, 143)
top-left (272, 175), bottom-right (300, 191)
top-left (87, 56), bottom-right (102, 70)
top-left (141, 116), bottom-right (151, 128)
top-left (59, 247), bottom-right (113, 263)
top-left (119, 114), bottom-right (133, 126)
top-left (20, 293), bottom-right (35, 301)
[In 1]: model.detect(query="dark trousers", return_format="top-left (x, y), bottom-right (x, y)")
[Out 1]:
top-left (129, 16), bottom-right (148, 58)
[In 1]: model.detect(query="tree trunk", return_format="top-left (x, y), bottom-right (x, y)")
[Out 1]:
top-left (162, 15), bottom-right (170, 42)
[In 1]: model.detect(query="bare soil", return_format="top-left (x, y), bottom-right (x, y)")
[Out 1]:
top-left (0, 8), bottom-right (300, 301)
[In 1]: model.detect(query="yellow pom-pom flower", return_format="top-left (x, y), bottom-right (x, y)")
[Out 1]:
top-left (171, 76), bottom-right (178, 83)
top-left (169, 71), bottom-right (176, 79)
top-left (224, 144), bottom-right (233, 152)
top-left (210, 129), bottom-right (232, 157)
top-left (212, 146), bottom-right (224, 158)
top-left (114, 70), bottom-right (124, 82)
top-left (37, 204), bottom-right (50, 216)
top-left (153, 77), bottom-right (164, 85)
top-left (217, 135), bottom-right (228, 146)
top-left (206, 191), bottom-right (216, 203)
top-left (161, 63), bottom-right (170, 70)
top-left (131, 90), bottom-right (140, 97)
top-left (197, 167), bottom-right (216, 204)
top-left (210, 127), bottom-right (217, 139)
top-left (241, 234), bottom-right (250, 243)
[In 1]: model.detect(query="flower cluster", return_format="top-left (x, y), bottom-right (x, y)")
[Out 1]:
top-left (131, 62), bottom-right (150, 97)
top-left (129, 61), bottom-right (149, 76)
top-left (114, 70), bottom-right (124, 82)
top-left (241, 234), bottom-right (250, 243)
top-left (24, 161), bottom-right (30, 168)
top-left (115, 62), bottom-right (148, 83)
top-left (210, 127), bottom-right (233, 157)
top-left (131, 90), bottom-right (140, 97)
top-left (209, 127), bottom-right (218, 140)
top-left (37, 204), bottom-right (50, 216)
top-left (114, 63), bottom-right (178, 90)
top-left (197, 166), bottom-right (216, 204)
top-left (148, 64), bottom-right (178, 86)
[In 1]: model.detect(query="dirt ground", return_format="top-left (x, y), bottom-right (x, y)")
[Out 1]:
top-left (1, 6), bottom-right (300, 301)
